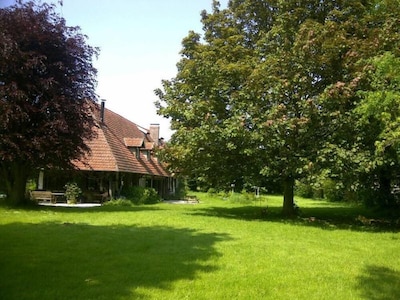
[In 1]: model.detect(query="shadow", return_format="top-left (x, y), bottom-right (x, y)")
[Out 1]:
top-left (0, 222), bottom-right (231, 299)
top-left (18, 203), bottom-right (165, 214)
top-left (356, 265), bottom-right (400, 299)
top-left (188, 205), bottom-right (400, 232)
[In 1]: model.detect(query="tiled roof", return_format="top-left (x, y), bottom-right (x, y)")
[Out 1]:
top-left (73, 104), bottom-right (170, 177)
top-left (143, 141), bottom-right (154, 150)
top-left (124, 137), bottom-right (143, 147)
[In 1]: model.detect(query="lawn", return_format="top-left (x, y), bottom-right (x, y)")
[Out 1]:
top-left (0, 193), bottom-right (399, 299)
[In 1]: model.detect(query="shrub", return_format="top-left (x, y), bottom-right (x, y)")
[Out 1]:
top-left (121, 186), bottom-right (161, 204)
top-left (322, 179), bottom-right (344, 202)
top-left (102, 199), bottom-right (133, 207)
top-left (228, 190), bottom-right (254, 204)
top-left (207, 188), bottom-right (217, 195)
top-left (295, 180), bottom-right (314, 198)
top-left (64, 182), bottom-right (82, 204)
top-left (26, 179), bottom-right (37, 192)
top-left (217, 191), bottom-right (229, 199)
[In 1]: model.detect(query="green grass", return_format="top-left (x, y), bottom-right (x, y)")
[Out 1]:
top-left (0, 193), bottom-right (399, 299)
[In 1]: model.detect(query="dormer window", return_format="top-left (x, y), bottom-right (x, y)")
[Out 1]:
top-left (133, 148), bottom-right (140, 158)
top-left (141, 150), bottom-right (150, 160)
top-left (124, 137), bottom-right (144, 158)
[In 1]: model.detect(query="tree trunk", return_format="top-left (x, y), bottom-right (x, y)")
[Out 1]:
top-left (282, 176), bottom-right (295, 217)
top-left (378, 169), bottom-right (394, 208)
top-left (2, 162), bottom-right (31, 206)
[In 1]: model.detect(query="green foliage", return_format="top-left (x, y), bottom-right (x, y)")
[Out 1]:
top-left (64, 182), bottom-right (82, 204)
top-left (294, 180), bottom-right (314, 199)
top-left (224, 190), bottom-right (255, 204)
top-left (322, 179), bottom-right (345, 202)
top-left (156, 0), bottom-right (400, 215)
top-left (295, 176), bottom-right (359, 203)
top-left (355, 52), bottom-right (400, 162)
top-left (121, 186), bottom-right (161, 205)
top-left (102, 198), bottom-right (133, 207)
top-left (26, 179), bottom-right (36, 192)
top-left (207, 187), bottom-right (217, 195)
top-left (351, 52), bottom-right (400, 208)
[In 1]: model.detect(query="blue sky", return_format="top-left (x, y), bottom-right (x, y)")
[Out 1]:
top-left (1, 0), bottom-right (228, 139)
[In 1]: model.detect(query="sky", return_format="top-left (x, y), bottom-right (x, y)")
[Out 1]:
top-left (1, 0), bottom-right (228, 140)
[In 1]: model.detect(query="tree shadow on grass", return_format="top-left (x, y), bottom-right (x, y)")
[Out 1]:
top-left (188, 205), bottom-right (400, 232)
top-left (0, 222), bottom-right (231, 299)
top-left (356, 265), bottom-right (400, 300)
top-left (15, 202), bottom-right (166, 214)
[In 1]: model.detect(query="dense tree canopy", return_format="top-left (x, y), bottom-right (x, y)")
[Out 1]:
top-left (0, 1), bottom-right (98, 205)
top-left (353, 52), bottom-right (400, 207)
top-left (157, 0), bottom-right (400, 215)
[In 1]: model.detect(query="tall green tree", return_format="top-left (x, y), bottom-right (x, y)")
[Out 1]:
top-left (354, 52), bottom-right (400, 207)
top-left (314, 1), bottom-right (400, 207)
top-left (0, 1), bottom-right (98, 205)
top-left (156, 0), bottom-right (400, 215)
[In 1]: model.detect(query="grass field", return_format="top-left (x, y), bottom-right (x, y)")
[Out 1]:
top-left (0, 193), bottom-right (399, 299)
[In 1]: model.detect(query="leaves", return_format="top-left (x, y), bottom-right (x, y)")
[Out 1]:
top-left (356, 52), bottom-right (400, 158)
top-left (0, 1), bottom-right (98, 204)
top-left (156, 0), bottom-right (400, 208)
top-left (0, 1), bottom-right (98, 165)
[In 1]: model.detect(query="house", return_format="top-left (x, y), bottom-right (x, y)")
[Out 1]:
top-left (40, 100), bottom-right (175, 201)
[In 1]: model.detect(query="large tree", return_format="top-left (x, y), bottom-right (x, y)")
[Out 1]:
top-left (313, 2), bottom-right (400, 208)
top-left (353, 52), bottom-right (400, 207)
top-left (156, 0), bottom-right (400, 215)
top-left (0, 1), bottom-right (98, 205)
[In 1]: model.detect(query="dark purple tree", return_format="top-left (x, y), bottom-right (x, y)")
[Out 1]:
top-left (0, 1), bottom-right (98, 205)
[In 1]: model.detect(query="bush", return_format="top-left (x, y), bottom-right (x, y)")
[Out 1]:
top-left (295, 180), bottom-right (325, 199)
top-left (102, 199), bottom-right (133, 207)
top-left (217, 191), bottom-right (229, 199)
top-left (228, 190), bottom-right (255, 204)
top-left (295, 180), bottom-right (314, 198)
top-left (322, 179), bottom-right (344, 202)
top-left (121, 186), bottom-right (161, 204)
top-left (207, 188), bottom-right (217, 195)
top-left (64, 182), bottom-right (82, 204)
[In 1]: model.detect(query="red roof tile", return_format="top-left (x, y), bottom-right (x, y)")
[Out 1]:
top-left (143, 141), bottom-right (154, 150)
top-left (124, 137), bottom-right (143, 147)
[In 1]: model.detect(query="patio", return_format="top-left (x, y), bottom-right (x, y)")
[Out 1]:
top-left (38, 202), bottom-right (101, 208)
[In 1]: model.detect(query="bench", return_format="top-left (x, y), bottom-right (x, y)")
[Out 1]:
top-left (30, 190), bottom-right (53, 202)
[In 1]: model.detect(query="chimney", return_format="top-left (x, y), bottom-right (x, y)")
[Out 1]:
top-left (149, 123), bottom-right (160, 144)
top-left (100, 99), bottom-right (106, 123)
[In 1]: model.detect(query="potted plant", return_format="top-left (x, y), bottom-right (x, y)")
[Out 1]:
top-left (64, 182), bottom-right (82, 204)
